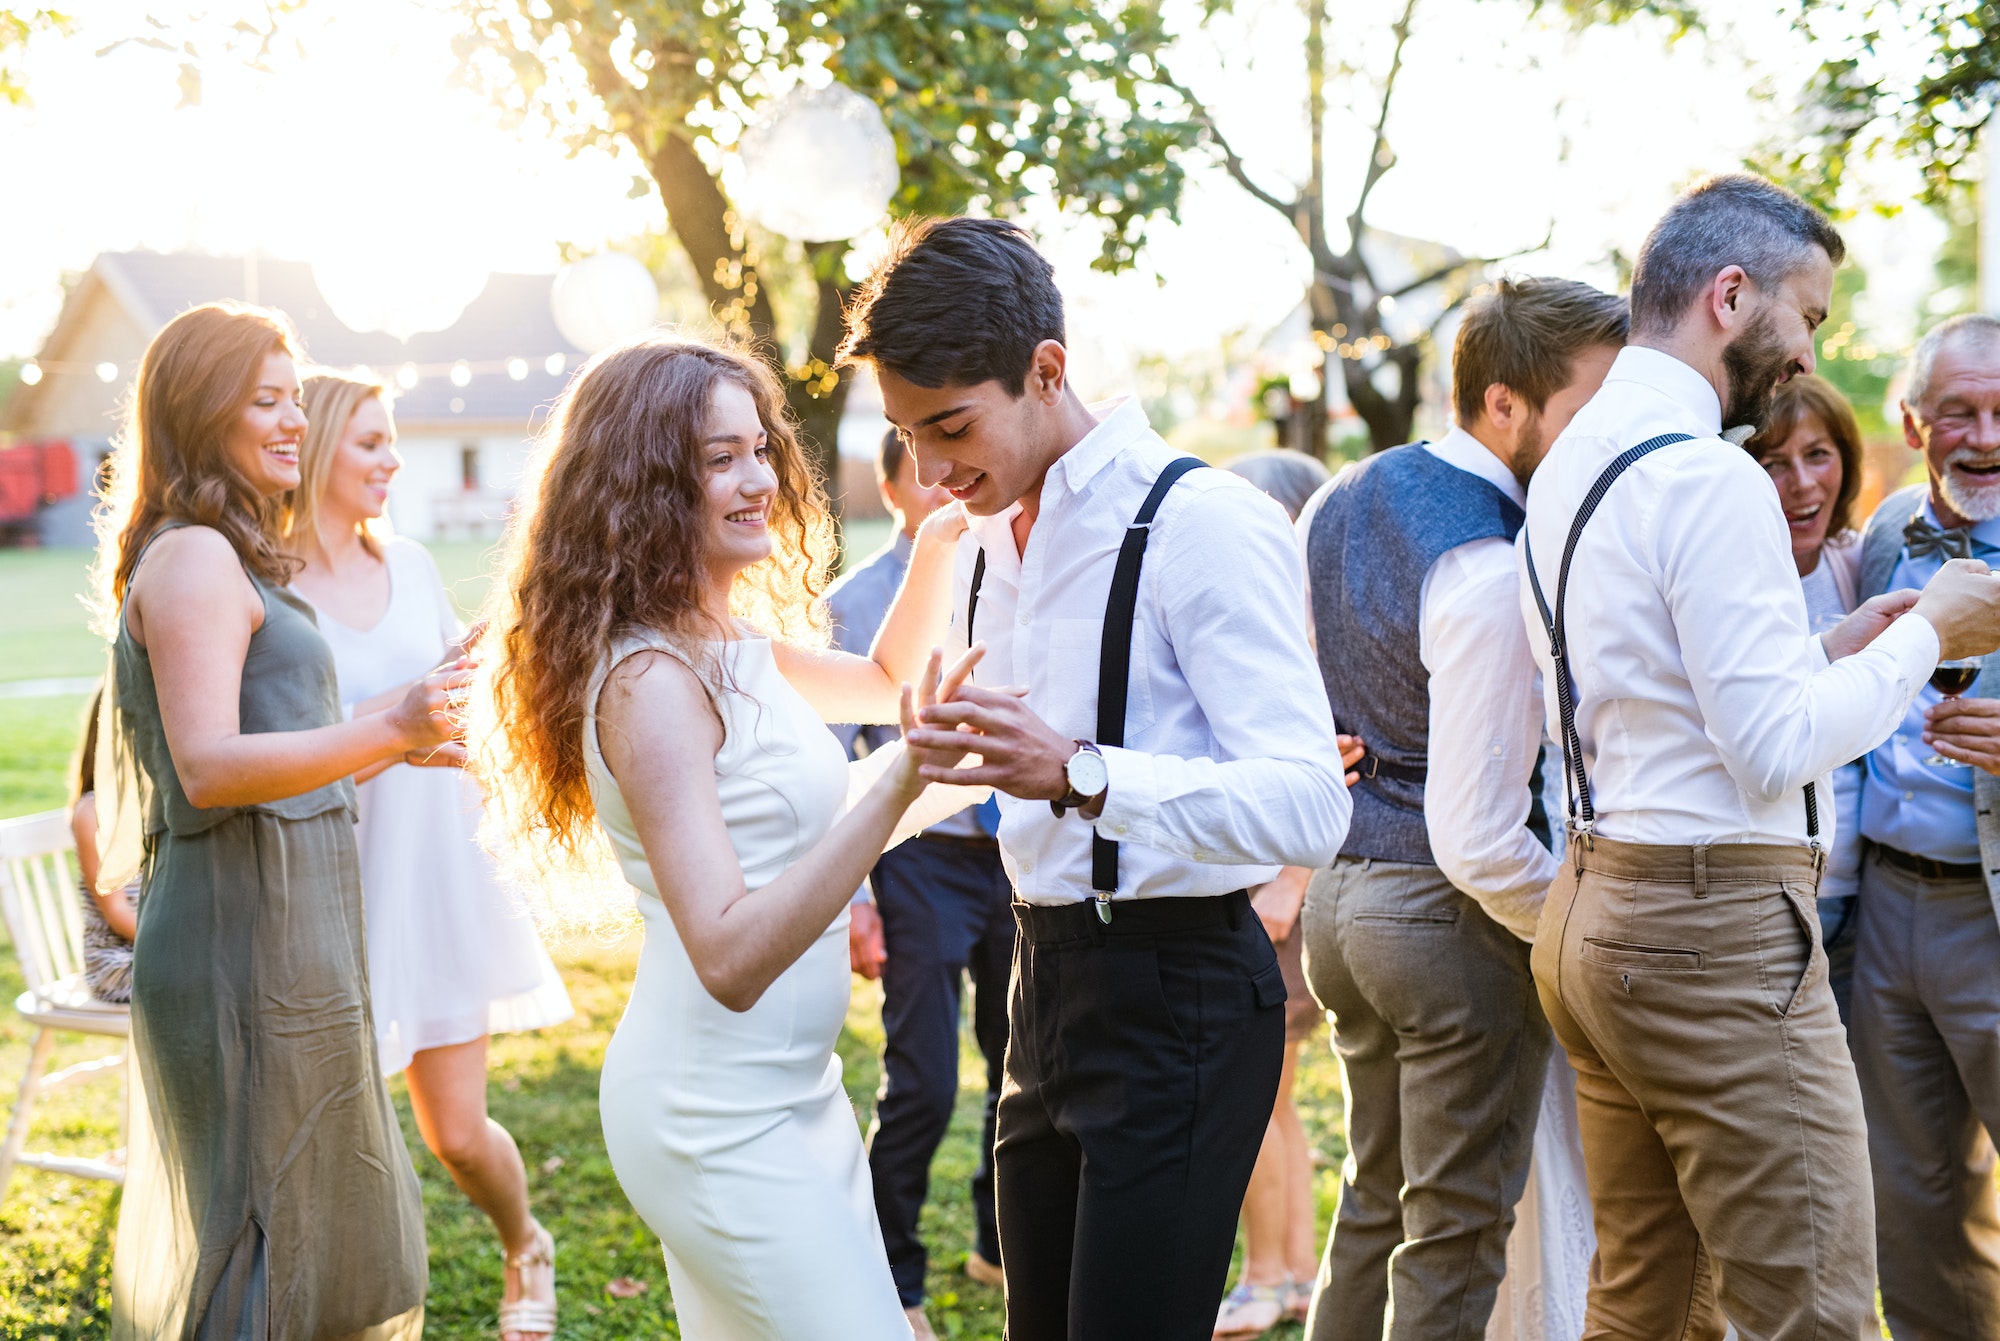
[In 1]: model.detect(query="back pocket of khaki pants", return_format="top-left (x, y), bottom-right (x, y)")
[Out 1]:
top-left (1580, 938), bottom-right (1703, 972)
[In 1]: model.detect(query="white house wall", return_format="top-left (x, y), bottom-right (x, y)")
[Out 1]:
top-left (386, 427), bottom-right (537, 542)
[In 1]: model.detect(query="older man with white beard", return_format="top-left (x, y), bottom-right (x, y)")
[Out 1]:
top-left (1852, 312), bottom-right (2000, 1338)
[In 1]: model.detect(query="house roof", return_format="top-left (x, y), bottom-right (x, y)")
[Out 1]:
top-left (10, 250), bottom-right (590, 432)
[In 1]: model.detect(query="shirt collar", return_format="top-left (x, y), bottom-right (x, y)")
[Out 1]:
top-left (1603, 345), bottom-right (1724, 436)
top-left (1429, 425), bottom-right (1525, 508)
top-left (1048, 396), bottom-right (1153, 495)
top-left (892, 528), bottom-right (914, 562)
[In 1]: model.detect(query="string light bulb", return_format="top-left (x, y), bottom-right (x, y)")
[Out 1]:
top-left (18, 362), bottom-right (41, 386)
top-left (506, 358), bottom-right (529, 381)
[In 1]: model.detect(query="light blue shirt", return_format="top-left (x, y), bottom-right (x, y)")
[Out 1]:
top-left (1858, 500), bottom-right (2000, 863)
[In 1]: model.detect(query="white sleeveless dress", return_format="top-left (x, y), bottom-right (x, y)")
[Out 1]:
top-left (586, 629), bottom-right (915, 1341)
top-left (305, 537), bottom-right (573, 1075)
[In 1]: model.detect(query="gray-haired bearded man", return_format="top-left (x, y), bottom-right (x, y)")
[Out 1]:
top-left (1521, 174), bottom-right (2000, 1339)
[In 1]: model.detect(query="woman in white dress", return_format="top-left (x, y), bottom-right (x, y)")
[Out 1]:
top-left (476, 337), bottom-right (980, 1341)
top-left (288, 370), bottom-right (574, 1341)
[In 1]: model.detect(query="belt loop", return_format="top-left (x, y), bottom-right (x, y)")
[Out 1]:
top-left (1692, 845), bottom-right (1709, 899)
top-left (1226, 890), bottom-right (1244, 931)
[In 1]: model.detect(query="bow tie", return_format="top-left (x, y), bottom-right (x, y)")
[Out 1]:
top-left (1905, 514), bottom-right (1975, 562)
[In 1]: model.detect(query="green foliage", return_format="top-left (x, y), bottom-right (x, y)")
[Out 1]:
top-left (0, 7), bottom-right (71, 105)
top-left (454, 0), bottom-right (1196, 271)
top-left (1771, 0), bottom-right (2000, 207)
top-left (1815, 263), bottom-right (1899, 438)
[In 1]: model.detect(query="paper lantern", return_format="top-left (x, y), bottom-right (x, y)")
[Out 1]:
top-left (550, 253), bottom-right (660, 354)
top-left (737, 83), bottom-right (900, 242)
top-left (313, 250), bottom-right (489, 343)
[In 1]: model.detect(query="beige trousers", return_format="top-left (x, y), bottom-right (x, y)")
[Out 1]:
top-left (1531, 837), bottom-right (1874, 1339)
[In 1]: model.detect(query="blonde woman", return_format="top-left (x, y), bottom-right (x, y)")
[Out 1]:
top-left (97, 302), bottom-right (460, 1341)
top-left (477, 336), bottom-right (981, 1338)
top-left (288, 369), bottom-right (573, 1341)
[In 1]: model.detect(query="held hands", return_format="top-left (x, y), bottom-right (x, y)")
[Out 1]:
top-left (1912, 559), bottom-right (2000, 661)
top-left (1823, 590), bottom-right (1922, 661)
top-left (906, 682), bottom-right (1073, 801)
top-left (891, 644), bottom-right (987, 799)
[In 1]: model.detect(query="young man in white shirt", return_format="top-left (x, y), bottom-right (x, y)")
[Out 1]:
top-left (1519, 173), bottom-right (2000, 1338)
top-left (841, 216), bottom-right (1352, 1341)
top-left (1292, 276), bottom-right (1625, 1340)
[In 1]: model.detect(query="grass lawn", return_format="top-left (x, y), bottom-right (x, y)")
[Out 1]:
top-left (0, 532), bottom-right (1342, 1339)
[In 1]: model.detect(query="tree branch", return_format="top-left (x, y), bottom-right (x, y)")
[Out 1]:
top-left (1388, 219), bottom-right (1554, 300)
top-left (1347, 0), bottom-right (1419, 246)
top-left (1157, 65), bottom-right (1298, 219)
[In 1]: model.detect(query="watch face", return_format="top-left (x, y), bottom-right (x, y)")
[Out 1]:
top-left (1067, 747), bottom-right (1109, 796)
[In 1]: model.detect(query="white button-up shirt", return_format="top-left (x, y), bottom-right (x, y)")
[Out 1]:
top-left (950, 397), bottom-right (1351, 905)
top-left (1517, 345), bottom-right (1939, 847)
top-left (1295, 427), bottom-right (1557, 941)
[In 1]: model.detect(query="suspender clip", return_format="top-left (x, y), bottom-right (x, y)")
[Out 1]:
top-left (1093, 892), bottom-right (1113, 923)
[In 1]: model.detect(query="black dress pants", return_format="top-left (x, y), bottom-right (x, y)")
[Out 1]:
top-left (996, 889), bottom-right (1287, 1341)
top-left (866, 833), bottom-right (1016, 1307)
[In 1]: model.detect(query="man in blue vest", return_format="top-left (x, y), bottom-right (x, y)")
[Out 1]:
top-left (1850, 313), bottom-right (2000, 1338)
top-left (826, 429), bottom-right (1013, 1341)
top-left (1296, 276), bottom-right (1627, 1338)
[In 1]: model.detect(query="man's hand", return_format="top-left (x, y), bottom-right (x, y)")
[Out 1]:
top-left (1823, 590), bottom-right (1922, 661)
top-left (1338, 734), bottom-right (1365, 787)
top-left (1912, 558), bottom-right (2000, 661)
top-left (907, 684), bottom-right (1073, 800)
top-left (849, 900), bottom-right (887, 979)
top-left (1925, 696), bottom-right (2000, 775)
top-left (1251, 866), bottom-right (1312, 943)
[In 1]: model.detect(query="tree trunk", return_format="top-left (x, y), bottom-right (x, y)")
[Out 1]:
top-left (1341, 341), bottom-right (1422, 452)
top-left (647, 134), bottom-right (850, 538)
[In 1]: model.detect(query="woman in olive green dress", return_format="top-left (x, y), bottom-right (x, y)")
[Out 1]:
top-left (93, 302), bottom-right (466, 1341)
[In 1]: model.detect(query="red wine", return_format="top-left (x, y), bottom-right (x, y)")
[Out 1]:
top-left (1932, 665), bottom-right (1980, 696)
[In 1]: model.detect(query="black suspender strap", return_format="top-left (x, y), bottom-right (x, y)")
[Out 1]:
top-left (966, 549), bottom-right (987, 644)
top-left (1091, 455), bottom-right (1208, 918)
top-left (1524, 432), bottom-right (1819, 857)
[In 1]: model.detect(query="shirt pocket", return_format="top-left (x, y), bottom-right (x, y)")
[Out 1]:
top-left (1044, 614), bottom-right (1157, 744)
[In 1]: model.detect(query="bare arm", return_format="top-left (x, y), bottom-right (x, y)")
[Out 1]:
top-left (128, 527), bottom-right (463, 809)
top-left (69, 794), bottom-right (138, 941)
top-left (870, 504), bottom-right (970, 689)
top-left (602, 645), bottom-right (974, 1012)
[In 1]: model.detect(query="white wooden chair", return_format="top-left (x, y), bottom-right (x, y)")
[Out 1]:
top-left (0, 807), bottom-right (129, 1200)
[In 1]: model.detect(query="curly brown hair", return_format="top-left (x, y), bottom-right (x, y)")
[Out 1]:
top-left (475, 336), bottom-right (836, 872)
top-left (90, 302), bottom-right (303, 630)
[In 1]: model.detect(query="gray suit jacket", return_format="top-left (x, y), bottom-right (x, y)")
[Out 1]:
top-left (1857, 483), bottom-right (2000, 909)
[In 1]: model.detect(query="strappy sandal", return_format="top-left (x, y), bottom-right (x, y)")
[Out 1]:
top-left (498, 1221), bottom-right (557, 1341)
top-left (1212, 1278), bottom-right (1286, 1339)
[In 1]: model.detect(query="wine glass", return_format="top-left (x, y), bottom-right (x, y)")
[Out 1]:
top-left (1924, 655), bottom-right (1986, 768)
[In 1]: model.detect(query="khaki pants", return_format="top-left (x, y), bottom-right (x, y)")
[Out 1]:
top-left (1300, 858), bottom-right (1549, 1341)
top-left (1852, 848), bottom-right (2000, 1339)
top-left (1532, 837), bottom-right (1874, 1339)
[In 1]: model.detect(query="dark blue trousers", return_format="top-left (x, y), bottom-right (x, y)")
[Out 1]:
top-left (866, 833), bottom-right (1015, 1307)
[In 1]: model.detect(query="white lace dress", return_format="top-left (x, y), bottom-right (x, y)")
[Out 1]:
top-left (305, 537), bottom-right (573, 1074)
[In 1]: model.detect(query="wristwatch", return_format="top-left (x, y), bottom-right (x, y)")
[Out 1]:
top-left (1052, 740), bottom-right (1109, 817)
